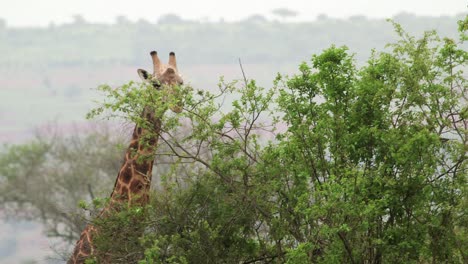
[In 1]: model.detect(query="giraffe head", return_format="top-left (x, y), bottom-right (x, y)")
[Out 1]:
top-left (137, 51), bottom-right (184, 113)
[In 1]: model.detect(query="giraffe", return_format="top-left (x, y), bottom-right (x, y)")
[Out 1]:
top-left (68, 51), bottom-right (183, 264)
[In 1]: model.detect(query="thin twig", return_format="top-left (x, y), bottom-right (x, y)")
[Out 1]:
top-left (239, 58), bottom-right (248, 86)
top-left (87, 183), bottom-right (95, 201)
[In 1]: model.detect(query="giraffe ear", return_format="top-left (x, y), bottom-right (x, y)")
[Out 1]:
top-left (137, 69), bottom-right (150, 82)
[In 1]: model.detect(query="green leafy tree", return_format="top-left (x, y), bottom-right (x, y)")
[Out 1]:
top-left (84, 18), bottom-right (467, 263)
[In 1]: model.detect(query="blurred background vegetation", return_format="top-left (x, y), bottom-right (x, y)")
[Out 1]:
top-left (0, 12), bottom-right (464, 66)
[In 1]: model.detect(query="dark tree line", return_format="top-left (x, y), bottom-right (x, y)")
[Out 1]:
top-left (0, 13), bottom-right (464, 68)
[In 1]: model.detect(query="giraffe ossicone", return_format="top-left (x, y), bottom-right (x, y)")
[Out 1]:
top-left (68, 51), bottom-right (183, 264)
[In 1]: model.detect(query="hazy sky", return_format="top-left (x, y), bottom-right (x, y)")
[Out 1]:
top-left (2, 0), bottom-right (467, 27)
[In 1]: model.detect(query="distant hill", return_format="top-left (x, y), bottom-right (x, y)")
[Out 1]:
top-left (0, 13), bottom-right (465, 143)
top-left (0, 13), bottom-right (465, 68)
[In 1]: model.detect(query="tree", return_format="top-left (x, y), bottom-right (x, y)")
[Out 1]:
top-left (115, 15), bottom-right (131, 26)
top-left (84, 18), bottom-right (467, 263)
top-left (71, 14), bottom-right (87, 26)
top-left (0, 124), bottom-right (125, 251)
top-left (243, 14), bottom-right (268, 24)
top-left (157, 14), bottom-right (185, 25)
top-left (271, 8), bottom-right (298, 21)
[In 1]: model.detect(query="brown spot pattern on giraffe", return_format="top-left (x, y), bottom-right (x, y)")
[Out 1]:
top-left (130, 180), bottom-right (144, 193)
top-left (135, 160), bottom-right (151, 173)
top-left (129, 140), bottom-right (139, 151)
top-left (121, 186), bottom-right (129, 198)
top-left (81, 237), bottom-right (92, 255)
top-left (148, 137), bottom-right (157, 146)
top-left (121, 165), bottom-right (132, 183)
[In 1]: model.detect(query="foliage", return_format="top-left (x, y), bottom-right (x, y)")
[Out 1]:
top-left (83, 19), bottom-right (468, 263)
top-left (0, 124), bottom-right (124, 245)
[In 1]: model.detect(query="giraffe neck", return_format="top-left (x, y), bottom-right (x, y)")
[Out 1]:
top-left (69, 111), bottom-right (162, 263)
top-left (109, 117), bottom-right (161, 206)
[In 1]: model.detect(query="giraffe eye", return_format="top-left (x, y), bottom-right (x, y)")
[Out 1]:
top-left (152, 81), bottom-right (161, 88)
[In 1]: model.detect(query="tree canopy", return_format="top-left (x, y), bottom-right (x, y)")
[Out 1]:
top-left (83, 18), bottom-right (467, 263)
